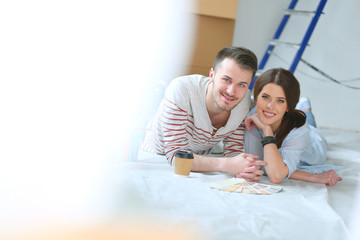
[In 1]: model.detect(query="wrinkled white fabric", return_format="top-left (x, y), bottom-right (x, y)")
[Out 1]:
top-left (117, 129), bottom-right (360, 240)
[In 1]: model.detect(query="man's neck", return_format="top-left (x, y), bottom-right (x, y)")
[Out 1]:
top-left (209, 110), bottom-right (231, 129)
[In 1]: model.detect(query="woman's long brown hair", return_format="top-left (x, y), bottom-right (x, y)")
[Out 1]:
top-left (253, 68), bottom-right (306, 148)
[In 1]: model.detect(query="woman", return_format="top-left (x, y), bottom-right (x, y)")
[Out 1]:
top-left (242, 68), bottom-right (342, 186)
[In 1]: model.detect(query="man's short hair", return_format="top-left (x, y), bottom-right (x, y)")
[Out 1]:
top-left (212, 46), bottom-right (258, 79)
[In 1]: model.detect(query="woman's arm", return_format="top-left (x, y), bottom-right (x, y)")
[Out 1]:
top-left (261, 125), bottom-right (289, 184)
top-left (245, 114), bottom-right (289, 184)
top-left (289, 170), bottom-right (342, 186)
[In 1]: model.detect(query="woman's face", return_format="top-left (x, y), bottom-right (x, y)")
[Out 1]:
top-left (256, 83), bottom-right (288, 132)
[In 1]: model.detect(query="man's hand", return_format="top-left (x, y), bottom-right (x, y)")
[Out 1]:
top-left (235, 162), bottom-right (265, 182)
top-left (223, 153), bottom-right (267, 182)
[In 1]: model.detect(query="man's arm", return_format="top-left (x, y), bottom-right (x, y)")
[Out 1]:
top-left (217, 121), bottom-right (266, 181)
top-left (192, 153), bottom-right (266, 182)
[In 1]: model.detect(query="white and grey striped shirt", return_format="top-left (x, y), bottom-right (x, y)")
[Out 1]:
top-left (142, 74), bottom-right (251, 165)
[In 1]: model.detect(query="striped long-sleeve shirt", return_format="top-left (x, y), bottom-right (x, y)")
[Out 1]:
top-left (142, 74), bottom-right (251, 165)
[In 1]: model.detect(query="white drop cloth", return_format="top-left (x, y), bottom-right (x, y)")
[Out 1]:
top-left (118, 128), bottom-right (360, 240)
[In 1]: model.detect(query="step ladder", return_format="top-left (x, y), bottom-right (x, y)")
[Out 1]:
top-left (249, 0), bottom-right (327, 90)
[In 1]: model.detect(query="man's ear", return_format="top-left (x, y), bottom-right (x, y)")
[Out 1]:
top-left (209, 68), bottom-right (215, 82)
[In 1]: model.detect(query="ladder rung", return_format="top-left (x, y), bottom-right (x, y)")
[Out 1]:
top-left (255, 70), bottom-right (265, 77)
top-left (284, 9), bottom-right (318, 16)
top-left (269, 40), bottom-right (301, 48)
top-left (249, 0), bottom-right (328, 91)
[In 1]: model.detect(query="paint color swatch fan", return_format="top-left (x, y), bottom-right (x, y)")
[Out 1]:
top-left (210, 178), bottom-right (283, 194)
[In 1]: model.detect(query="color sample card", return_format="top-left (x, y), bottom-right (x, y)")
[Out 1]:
top-left (210, 178), bottom-right (283, 194)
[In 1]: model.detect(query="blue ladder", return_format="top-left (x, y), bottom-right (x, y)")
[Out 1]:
top-left (249, 0), bottom-right (327, 90)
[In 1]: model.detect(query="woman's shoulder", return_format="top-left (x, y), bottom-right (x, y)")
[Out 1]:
top-left (287, 123), bottom-right (311, 138)
top-left (281, 123), bottom-right (311, 147)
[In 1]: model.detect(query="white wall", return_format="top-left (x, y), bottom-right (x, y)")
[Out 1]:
top-left (233, 0), bottom-right (360, 131)
top-left (0, 0), bottom-right (195, 233)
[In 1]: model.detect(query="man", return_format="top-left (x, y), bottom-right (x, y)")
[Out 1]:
top-left (142, 47), bottom-right (265, 181)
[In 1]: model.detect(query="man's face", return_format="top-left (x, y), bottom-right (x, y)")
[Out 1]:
top-left (209, 58), bottom-right (253, 112)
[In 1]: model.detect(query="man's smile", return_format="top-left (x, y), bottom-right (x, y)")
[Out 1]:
top-left (221, 92), bottom-right (236, 102)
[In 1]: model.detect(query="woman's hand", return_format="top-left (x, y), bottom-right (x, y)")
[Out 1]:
top-left (290, 170), bottom-right (342, 186)
top-left (309, 170), bottom-right (343, 186)
top-left (245, 114), bottom-right (275, 137)
top-left (245, 114), bottom-right (266, 131)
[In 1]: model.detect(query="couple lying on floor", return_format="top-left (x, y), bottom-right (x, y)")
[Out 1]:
top-left (141, 46), bottom-right (342, 186)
